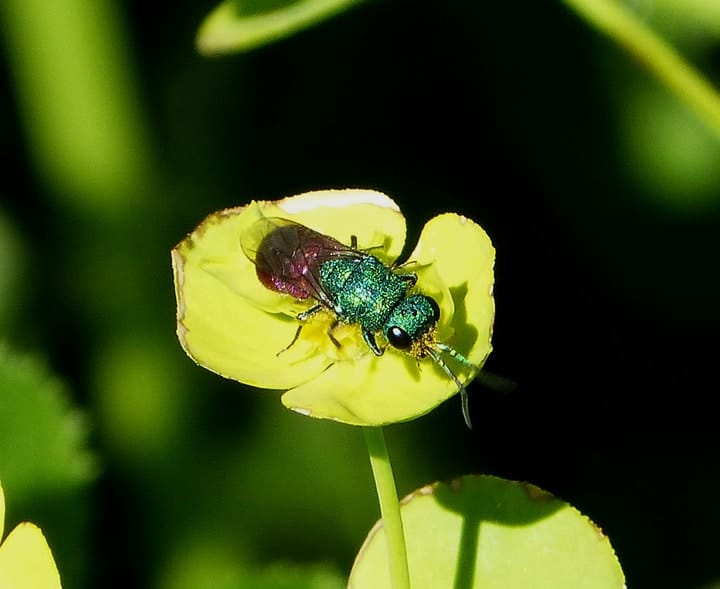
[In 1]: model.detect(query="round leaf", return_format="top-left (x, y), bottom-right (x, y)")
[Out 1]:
top-left (349, 475), bottom-right (625, 589)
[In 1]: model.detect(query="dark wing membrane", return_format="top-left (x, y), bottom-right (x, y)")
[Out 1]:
top-left (241, 217), bottom-right (364, 305)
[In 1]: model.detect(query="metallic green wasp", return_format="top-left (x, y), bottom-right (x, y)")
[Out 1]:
top-left (242, 217), bottom-right (481, 427)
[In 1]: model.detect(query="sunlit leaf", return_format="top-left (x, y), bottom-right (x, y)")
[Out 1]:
top-left (619, 83), bottom-right (720, 210)
top-left (349, 475), bottom-right (625, 589)
top-left (650, 0), bottom-right (720, 40)
top-left (197, 0), bottom-right (365, 55)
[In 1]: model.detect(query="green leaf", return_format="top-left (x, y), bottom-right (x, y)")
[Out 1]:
top-left (619, 82), bottom-right (720, 210)
top-left (349, 475), bottom-right (625, 589)
top-left (562, 0), bottom-right (720, 141)
top-left (0, 346), bottom-right (95, 499)
top-left (196, 0), bottom-right (365, 55)
top-left (0, 346), bottom-right (95, 587)
top-left (650, 0), bottom-right (720, 39)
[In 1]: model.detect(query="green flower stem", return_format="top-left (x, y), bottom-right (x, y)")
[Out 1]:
top-left (562, 0), bottom-right (720, 140)
top-left (363, 427), bottom-right (411, 589)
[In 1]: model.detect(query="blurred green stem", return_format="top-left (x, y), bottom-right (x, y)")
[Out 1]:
top-left (363, 427), bottom-right (411, 589)
top-left (0, 0), bottom-right (151, 213)
top-left (563, 0), bottom-right (720, 140)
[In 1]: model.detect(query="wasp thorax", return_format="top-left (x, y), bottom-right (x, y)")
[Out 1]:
top-left (384, 295), bottom-right (440, 352)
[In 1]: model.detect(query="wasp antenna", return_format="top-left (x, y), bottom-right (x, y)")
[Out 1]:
top-left (460, 387), bottom-right (471, 430)
top-left (435, 342), bottom-right (516, 394)
top-left (435, 342), bottom-right (480, 372)
top-left (426, 346), bottom-right (473, 429)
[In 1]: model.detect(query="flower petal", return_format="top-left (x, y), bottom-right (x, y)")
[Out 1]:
top-left (273, 189), bottom-right (406, 263)
top-left (409, 213), bottom-right (495, 368)
top-left (0, 523), bottom-right (61, 589)
top-left (282, 213), bottom-right (495, 425)
top-left (173, 189), bottom-right (406, 389)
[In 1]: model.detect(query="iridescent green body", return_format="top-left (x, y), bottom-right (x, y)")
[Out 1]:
top-left (317, 256), bottom-right (437, 354)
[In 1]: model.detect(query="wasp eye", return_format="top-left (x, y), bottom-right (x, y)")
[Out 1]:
top-left (387, 326), bottom-right (412, 350)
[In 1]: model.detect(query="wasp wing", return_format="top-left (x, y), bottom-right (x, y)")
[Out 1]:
top-left (242, 217), bottom-right (365, 306)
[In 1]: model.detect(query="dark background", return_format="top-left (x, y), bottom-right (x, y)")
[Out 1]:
top-left (1, 0), bottom-right (719, 587)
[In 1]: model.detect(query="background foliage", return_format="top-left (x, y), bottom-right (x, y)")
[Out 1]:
top-left (0, 0), bottom-right (719, 587)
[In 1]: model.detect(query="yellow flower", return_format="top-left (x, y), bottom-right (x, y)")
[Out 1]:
top-left (172, 189), bottom-right (494, 425)
top-left (0, 483), bottom-right (62, 589)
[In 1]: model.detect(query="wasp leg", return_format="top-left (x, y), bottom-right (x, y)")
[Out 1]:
top-left (351, 234), bottom-right (388, 255)
top-left (326, 318), bottom-right (343, 348)
top-left (362, 329), bottom-right (384, 356)
top-left (399, 273), bottom-right (417, 288)
top-left (277, 325), bottom-right (304, 357)
top-left (301, 304), bottom-right (342, 347)
top-left (426, 346), bottom-right (473, 429)
top-left (277, 304), bottom-right (324, 356)
top-left (297, 303), bottom-right (323, 322)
